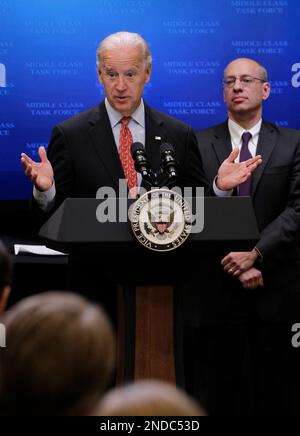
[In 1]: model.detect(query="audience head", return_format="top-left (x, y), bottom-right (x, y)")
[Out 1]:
top-left (94, 380), bottom-right (206, 416)
top-left (0, 291), bottom-right (116, 415)
top-left (0, 241), bottom-right (12, 314)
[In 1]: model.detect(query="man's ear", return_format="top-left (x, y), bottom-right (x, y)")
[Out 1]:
top-left (144, 63), bottom-right (152, 84)
top-left (97, 67), bottom-right (104, 84)
top-left (262, 81), bottom-right (271, 101)
top-left (0, 286), bottom-right (11, 314)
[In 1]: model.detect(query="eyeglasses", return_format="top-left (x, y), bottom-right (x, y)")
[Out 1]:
top-left (223, 76), bottom-right (267, 88)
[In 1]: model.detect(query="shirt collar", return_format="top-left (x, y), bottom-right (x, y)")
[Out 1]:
top-left (104, 98), bottom-right (145, 129)
top-left (228, 118), bottom-right (262, 146)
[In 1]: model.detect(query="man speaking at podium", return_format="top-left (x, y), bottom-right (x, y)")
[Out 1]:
top-left (20, 33), bottom-right (261, 331)
top-left (21, 31), bottom-right (260, 213)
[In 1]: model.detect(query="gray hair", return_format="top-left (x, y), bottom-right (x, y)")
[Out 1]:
top-left (96, 31), bottom-right (152, 70)
top-left (224, 58), bottom-right (269, 81)
top-left (255, 60), bottom-right (268, 81)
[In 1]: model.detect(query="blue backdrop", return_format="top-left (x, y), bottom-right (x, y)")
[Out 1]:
top-left (0, 0), bottom-right (299, 199)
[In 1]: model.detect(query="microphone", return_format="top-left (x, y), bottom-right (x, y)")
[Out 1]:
top-left (131, 142), bottom-right (151, 176)
top-left (131, 142), bottom-right (156, 186)
top-left (160, 143), bottom-right (179, 180)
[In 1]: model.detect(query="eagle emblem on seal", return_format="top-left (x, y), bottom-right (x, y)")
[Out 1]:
top-left (147, 209), bottom-right (176, 235)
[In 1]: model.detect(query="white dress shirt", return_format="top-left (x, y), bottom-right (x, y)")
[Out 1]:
top-left (228, 118), bottom-right (262, 159)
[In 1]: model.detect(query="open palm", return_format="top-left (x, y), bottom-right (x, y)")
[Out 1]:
top-left (21, 146), bottom-right (54, 191)
top-left (217, 148), bottom-right (262, 191)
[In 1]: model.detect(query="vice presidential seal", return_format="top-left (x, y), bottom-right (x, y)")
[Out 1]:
top-left (131, 188), bottom-right (192, 252)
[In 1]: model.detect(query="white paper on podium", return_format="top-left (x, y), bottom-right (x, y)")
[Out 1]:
top-left (14, 244), bottom-right (67, 256)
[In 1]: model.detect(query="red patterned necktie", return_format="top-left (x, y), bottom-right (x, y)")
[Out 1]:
top-left (119, 116), bottom-right (138, 198)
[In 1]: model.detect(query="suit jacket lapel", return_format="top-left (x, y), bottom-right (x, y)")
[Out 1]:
top-left (211, 122), bottom-right (233, 165)
top-left (88, 102), bottom-right (124, 190)
top-left (251, 121), bottom-right (277, 195)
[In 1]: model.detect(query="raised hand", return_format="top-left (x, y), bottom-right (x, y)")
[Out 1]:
top-left (21, 146), bottom-right (54, 192)
top-left (216, 147), bottom-right (262, 191)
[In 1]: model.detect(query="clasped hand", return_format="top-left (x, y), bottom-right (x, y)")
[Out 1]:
top-left (221, 250), bottom-right (264, 290)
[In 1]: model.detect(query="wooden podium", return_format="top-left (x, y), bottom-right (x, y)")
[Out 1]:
top-left (39, 196), bottom-right (259, 384)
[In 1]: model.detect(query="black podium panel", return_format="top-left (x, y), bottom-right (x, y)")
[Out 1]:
top-left (38, 196), bottom-right (259, 383)
top-left (39, 196), bottom-right (259, 285)
top-left (40, 197), bottom-right (258, 251)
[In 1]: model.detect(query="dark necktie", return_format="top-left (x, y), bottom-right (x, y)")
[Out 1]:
top-left (238, 131), bottom-right (252, 196)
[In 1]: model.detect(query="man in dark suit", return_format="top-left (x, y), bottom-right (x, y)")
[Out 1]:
top-left (185, 58), bottom-right (300, 415)
top-left (21, 33), bottom-right (260, 212)
top-left (20, 34), bottom-right (261, 347)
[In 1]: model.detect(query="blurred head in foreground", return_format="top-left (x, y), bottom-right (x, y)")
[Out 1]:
top-left (0, 291), bottom-right (116, 415)
top-left (94, 380), bottom-right (206, 416)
